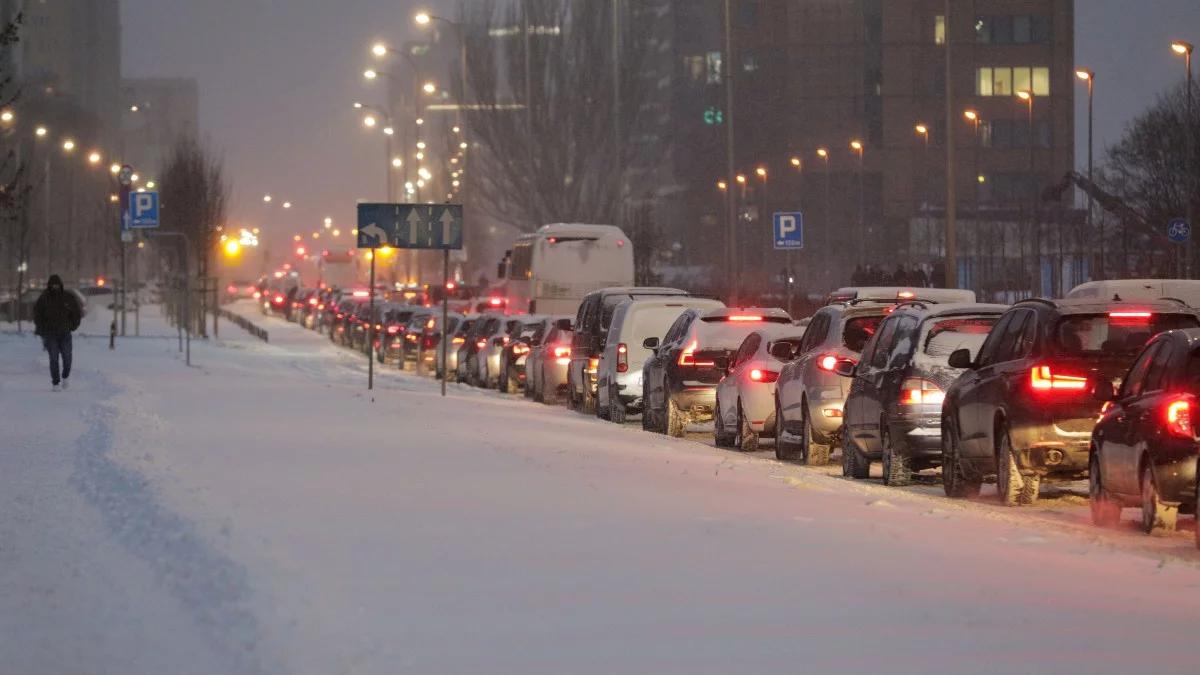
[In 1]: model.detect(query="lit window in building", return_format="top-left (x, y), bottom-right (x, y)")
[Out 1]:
top-left (975, 66), bottom-right (1050, 97)
top-left (935, 15), bottom-right (945, 45)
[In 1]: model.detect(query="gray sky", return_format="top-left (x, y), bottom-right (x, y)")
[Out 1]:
top-left (119, 0), bottom-right (1200, 249)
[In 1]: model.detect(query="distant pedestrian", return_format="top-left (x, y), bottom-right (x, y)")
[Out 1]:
top-left (892, 264), bottom-right (909, 286)
top-left (33, 274), bottom-right (82, 391)
top-left (850, 264), bottom-right (866, 286)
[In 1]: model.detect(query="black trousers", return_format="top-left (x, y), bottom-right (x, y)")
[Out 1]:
top-left (43, 332), bottom-right (73, 385)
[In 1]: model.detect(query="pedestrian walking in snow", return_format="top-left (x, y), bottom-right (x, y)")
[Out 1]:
top-left (33, 274), bottom-right (81, 391)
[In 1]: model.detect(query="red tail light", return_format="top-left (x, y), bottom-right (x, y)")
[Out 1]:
top-left (513, 343), bottom-right (530, 356)
top-left (553, 345), bottom-right (571, 359)
top-left (476, 340), bottom-right (487, 349)
top-left (274, 294), bottom-right (284, 304)
top-left (352, 290), bottom-right (369, 298)
top-left (616, 343), bottom-right (628, 373)
top-left (489, 297), bottom-right (504, 306)
top-left (387, 325), bottom-right (400, 335)
top-left (728, 315), bottom-right (763, 322)
top-left (816, 353), bottom-right (842, 372)
top-left (1109, 311), bottom-right (1151, 320)
top-left (1030, 365), bottom-right (1088, 393)
top-left (749, 369), bottom-right (779, 383)
top-left (900, 378), bottom-right (945, 405)
top-left (1166, 397), bottom-right (1195, 438)
top-left (309, 298), bottom-right (318, 306)
top-left (226, 285), bottom-right (237, 293)
top-left (253, 291), bottom-right (262, 299)
top-left (677, 340), bottom-right (715, 367)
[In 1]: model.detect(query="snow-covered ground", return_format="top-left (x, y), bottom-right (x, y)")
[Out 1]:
top-left (4, 301), bottom-right (1200, 674)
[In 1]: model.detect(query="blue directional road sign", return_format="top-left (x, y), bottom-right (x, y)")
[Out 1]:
top-left (773, 211), bottom-right (804, 250)
top-left (127, 191), bottom-right (160, 229)
top-left (357, 203), bottom-right (464, 250)
top-left (1168, 217), bottom-right (1191, 244)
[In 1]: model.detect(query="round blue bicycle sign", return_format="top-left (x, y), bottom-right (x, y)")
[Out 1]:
top-left (1168, 218), bottom-right (1191, 244)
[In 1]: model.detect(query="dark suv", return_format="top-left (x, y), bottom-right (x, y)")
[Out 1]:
top-left (838, 302), bottom-right (1005, 484)
top-left (1090, 328), bottom-right (1200, 537)
top-left (941, 299), bottom-right (1200, 506)
top-left (568, 287), bottom-right (690, 413)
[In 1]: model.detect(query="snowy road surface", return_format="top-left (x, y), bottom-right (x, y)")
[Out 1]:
top-left (4, 303), bottom-right (1200, 674)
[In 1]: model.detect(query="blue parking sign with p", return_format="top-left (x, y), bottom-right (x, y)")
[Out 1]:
top-left (773, 211), bottom-right (803, 250)
top-left (128, 191), bottom-right (160, 229)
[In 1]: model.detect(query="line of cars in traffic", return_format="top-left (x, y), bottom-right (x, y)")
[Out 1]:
top-left (268, 280), bottom-right (1200, 549)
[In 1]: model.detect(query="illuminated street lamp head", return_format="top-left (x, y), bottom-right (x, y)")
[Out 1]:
top-left (422, 81), bottom-right (437, 95)
top-left (383, 126), bottom-right (394, 136)
top-left (963, 109), bottom-right (978, 121)
top-left (61, 139), bottom-right (75, 152)
top-left (130, 173), bottom-right (139, 183)
top-left (145, 181), bottom-right (156, 189)
top-left (415, 117), bottom-right (424, 126)
top-left (914, 123), bottom-right (928, 135)
top-left (789, 157), bottom-right (802, 168)
top-left (130, 104), bottom-right (139, 112)
top-left (459, 141), bottom-right (468, 150)
top-left (850, 140), bottom-right (863, 152)
top-left (716, 180), bottom-right (727, 191)
top-left (88, 151), bottom-right (102, 164)
top-left (416, 141), bottom-right (426, 150)
top-left (324, 217), bottom-right (333, 227)
top-left (363, 115), bottom-right (377, 128)
top-left (416, 179), bottom-right (426, 188)
top-left (263, 194), bottom-right (272, 203)
top-left (282, 201), bottom-right (292, 209)
top-left (816, 147), bottom-right (828, 158)
top-left (1016, 90), bottom-right (1032, 101)
top-left (224, 240), bottom-right (241, 256)
top-left (34, 125), bottom-right (47, 138)
top-left (391, 157), bottom-right (403, 168)
top-left (293, 234), bottom-right (302, 242)
top-left (415, 152), bottom-right (424, 160)
top-left (1074, 68), bottom-right (1094, 81)
top-left (371, 43), bottom-right (388, 57)
top-left (0, 110), bottom-right (12, 123)
top-left (418, 167), bottom-right (433, 181)
top-left (735, 174), bottom-right (746, 185)
top-left (363, 69), bottom-right (378, 80)
top-left (415, 12), bottom-right (431, 25)
top-left (755, 166), bottom-right (767, 179)
top-left (1172, 41), bottom-right (1194, 56)
top-left (452, 126), bottom-right (461, 134)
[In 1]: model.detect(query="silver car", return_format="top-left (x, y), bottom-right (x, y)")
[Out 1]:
top-left (475, 316), bottom-right (523, 388)
top-left (596, 297), bottom-right (725, 423)
top-left (773, 301), bottom-right (894, 465)
top-left (714, 325), bottom-right (807, 451)
top-left (527, 320), bottom-right (574, 404)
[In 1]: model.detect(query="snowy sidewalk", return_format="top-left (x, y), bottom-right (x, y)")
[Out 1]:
top-left (4, 303), bottom-right (1200, 674)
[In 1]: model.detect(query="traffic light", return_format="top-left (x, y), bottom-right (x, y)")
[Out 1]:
top-left (703, 106), bottom-right (724, 125)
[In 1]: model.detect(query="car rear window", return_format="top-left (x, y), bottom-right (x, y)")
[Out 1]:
top-left (924, 317), bottom-right (998, 357)
top-left (842, 316), bottom-right (883, 353)
top-left (1057, 313), bottom-right (1200, 356)
top-left (695, 322), bottom-right (769, 350)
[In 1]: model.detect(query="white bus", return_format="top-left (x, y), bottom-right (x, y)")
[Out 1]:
top-left (503, 224), bottom-right (635, 315)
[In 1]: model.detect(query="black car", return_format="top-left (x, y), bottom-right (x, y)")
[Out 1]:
top-left (1090, 328), bottom-right (1200, 538)
top-left (378, 306), bottom-right (417, 365)
top-left (498, 316), bottom-right (554, 394)
top-left (568, 287), bottom-right (691, 413)
top-left (642, 307), bottom-right (792, 437)
top-left (941, 298), bottom-right (1200, 506)
top-left (838, 302), bottom-right (1005, 485)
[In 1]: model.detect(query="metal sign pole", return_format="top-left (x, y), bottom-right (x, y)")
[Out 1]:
top-left (441, 249), bottom-right (449, 397)
top-left (368, 252), bottom-right (376, 391)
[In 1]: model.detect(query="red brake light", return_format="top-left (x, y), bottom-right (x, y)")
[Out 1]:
top-left (387, 326), bottom-right (400, 335)
top-left (1109, 311), bottom-right (1151, 319)
top-left (587, 357), bottom-right (600, 372)
top-left (677, 340), bottom-right (715, 367)
top-left (1166, 397), bottom-right (1195, 438)
top-left (309, 298), bottom-right (318, 305)
top-left (897, 290), bottom-right (916, 299)
top-left (476, 340), bottom-right (487, 349)
top-left (489, 297), bottom-right (503, 306)
top-left (617, 343), bottom-right (628, 373)
top-left (749, 369), bottom-right (779, 383)
top-left (1030, 365), bottom-right (1088, 393)
top-left (817, 354), bottom-right (840, 372)
top-left (274, 294), bottom-right (284, 303)
top-left (553, 345), bottom-right (571, 359)
top-left (352, 290), bottom-right (370, 298)
top-left (226, 285), bottom-right (237, 293)
top-left (899, 378), bottom-right (945, 406)
top-left (728, 315), bottom-right (763, 322)
top-left (513, 344), bottom-right (530, 356)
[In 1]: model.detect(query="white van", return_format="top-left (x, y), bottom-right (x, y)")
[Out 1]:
top-left (595, 296), bottom-right (726, 422)
top-left (1066, 279), bottom-right (1200, 307)
top-left (504, 224), bottom-right (635, 315)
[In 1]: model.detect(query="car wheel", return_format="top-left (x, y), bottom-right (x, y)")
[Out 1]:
top-left (941, 417), bottom-right (982, 499)
top-left (609, 384), bottom-right (626, 424)
top-left (714, 395), bottom-right (735, 447)
top-left (736, 402), bottom-right (758, 453)
top-left (842, 442), bottom-right (870, 479)
top-left (996, 427), bottom-right (1022, 507)
top-left (596, 381), bottom-right (611, 420)
top-left (582, 382), bottom-right (597, 415)
top-left (1088, 451), bottom-right (1121, 527)
top-left (641, 383), bottom-right (655, 431)
top-left (802, 402), bottom-right (831, 466)
top-left (1141, 461), bottom-right (1178, 536)
top-left (774, 399), bottom-right (802, 461)
top-left (666, 397), bottom-right (686, 438)
top-left (881, 425), bottom-right (912, 487)
top-left (567, 378), bottom-right (581, 411)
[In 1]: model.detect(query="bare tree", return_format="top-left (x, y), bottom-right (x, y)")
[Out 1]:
top-left (0, 15), bottom-right (33, 322)
top-left (460, 0), bottom-right (655, 230)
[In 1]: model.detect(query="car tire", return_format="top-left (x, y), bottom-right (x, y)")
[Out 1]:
top-left (941, 417), bottom-right (982, 499)
top-left (996, 428), bottom-right (1022, 507)
top-left (609, 384), bottom-right (626, 424)
top-left (842, 443), bottom-right (870, 479)
top-left (666, 397), bottom-right (686, 438)
top-left (1140, 461), bottom-right (1178, 536)
top-left (714, 395), bottom-right (735, 447)
top-left (642, 382), bottom-right (657, 432)
top-left (735, 402), bottom-right (758, 453)
top-left (881, 425), bottom-right (912, 487)
top-left (803, 403), bottom-right (831, 466)
top-left (1089, 451), bottom-right (1121, 527)
top-left (582, 382), bottom-right (597, 415)
top-left (774, 399), bottom-right (802, 461)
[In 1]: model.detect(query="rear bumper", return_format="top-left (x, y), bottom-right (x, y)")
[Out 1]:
top-left (672, 386), bottom-right (717, 420)
top-left (1154, 456), bottom-right (1199, 505)
top-left (1011, 422), bottom-right (1093, 478)
top-left (888, 409), bottom-right (943, 460)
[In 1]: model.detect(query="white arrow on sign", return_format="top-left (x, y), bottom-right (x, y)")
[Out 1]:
top-left (406, 208), bottom-right (423, 246)
top-left (439, 209), bottom-right (455, 246)
top-left (360, 223), bottom-right (388, 245)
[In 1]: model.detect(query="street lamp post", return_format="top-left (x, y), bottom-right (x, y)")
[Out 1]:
top-left (1171, 41), bottom-right (1193, 277)
top-left (964, 110), bottom-right (981, 290)
top-left (850, 140), bottom-right (865, 264)
top-left (817, 147), bottom-right (831, 289)
top-left (723, 0), bottom-right (738, 304)
top-left (1017, 90), bottom-right (1036, 294)
top-left (1075, 68), bottom-right (1097, 280)
top-left (915, 123), bottom-right (930, 262)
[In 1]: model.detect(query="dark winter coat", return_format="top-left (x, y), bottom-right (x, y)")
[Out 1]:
top-left (33, 275), bottom-right (82, 336)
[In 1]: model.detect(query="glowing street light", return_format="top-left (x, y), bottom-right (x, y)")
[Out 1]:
top-left (717, 180), bottom-right (728, 191)
top-left (263, 194), bottom-right (273, 203)
top-left (87, 151), bottom-right (102, 164)
top-left (324, 217), bottom-right (333, 228)
top-left (34, 126), bottom-right (47, 138)
top-left (383, 126), bottom-right (394, 136)
top-left (735, 174), bottom-right (746, 185)
top-left (145, 181), bottom-right (156, 189)
top-left (363, 115), bottom-right (377, 128)
top-left (1172, 40), bottom-right (1194, 56)
top-left (816, 147), bottom-right (828, 159)
top-left (224, 240), bottom-right (241, 256)
top-left (364, 69), bottom-right (379, 80)
top-left (416, 141), bottom-right (427, 150)
top-left (371, 43), bottom-right (389, 57)
top-left (61, 139), bottom-right (76, 152)
top-left (422, 81), bottom-right (437, 95)
top-left (110, 163), bottom-right (121, 174)
top-left (391, 157), bottom-right (403, 168)
top-left (850, 139), bottom-right (864, 153)
top-left (963, 109), bottom-right (978, 121)
top-left (282, 201), bottom-right (292, 209)
top-left (415, 12), bottom-right (432, 25)
top-left (790, 157), bottom-right (802, 168)
top-left (0, 110), bottom-right (13, 123)
top-left (755, 166), bottom-right (768, 179)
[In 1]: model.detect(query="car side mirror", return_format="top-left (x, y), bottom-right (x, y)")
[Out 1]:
top-left (833, 359), bottom-right (856, 378)
top-left (643, 336), bottom-right (660, 350)
top-left (768, 342), bottom-right (795, 361)
top-left (713, 356), bottom-right (730, 372)
top-left (947, 348), bottom-right (975, 369)
top-left (555, 318), bottom-right (572, 331)
top-left (1092, 380), bottom-right (1116, 403)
